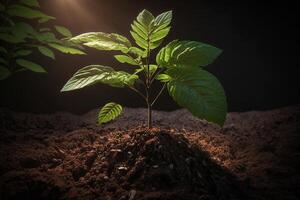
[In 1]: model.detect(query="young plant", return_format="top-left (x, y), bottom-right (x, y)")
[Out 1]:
top-left (61, 9), bottom-right (227, 128)
top-left (0, 0), bottom-right (85, 80)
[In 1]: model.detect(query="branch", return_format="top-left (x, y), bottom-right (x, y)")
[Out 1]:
top-left (128, 86), bottom-right (147, 101)
top-left (151, 83), bottom-right (166, 106)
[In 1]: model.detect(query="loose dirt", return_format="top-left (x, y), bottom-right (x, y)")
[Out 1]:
top-left (0, 105), bottom-right (299, 200)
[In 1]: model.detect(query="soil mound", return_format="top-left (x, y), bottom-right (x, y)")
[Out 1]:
top-left (99, 128), bottom-right (245, 200)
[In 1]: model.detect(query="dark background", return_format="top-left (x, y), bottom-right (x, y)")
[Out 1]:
top-left (0, 0), bottom-right (299, 114)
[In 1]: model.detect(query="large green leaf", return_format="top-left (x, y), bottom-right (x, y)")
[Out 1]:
top-left (130, 10), bottom-right (172, 50)
top-left (20, 0), bottom-right (40, 8)
top-left (55, 25), bottom-right (72, 38)
top-left (7, 4), bottom-right (54, 20)
top-left (98, 102), bottom-right (123, 124)
top-left (166, 67), bottom-right (227, 126)
top-left (16, 59), bottom-right (46, 73)
top-left (157, 40), bottom-right (222, 68)
top-left (38, 46), bottom-right (55, 59)
top-left (48, 43), bottom-right (86, 55)
top-left (70, 32), bottom-right (131, 53)
top-left (0, 66), bottom-right (10, 80)
top-left (61, 65), bottom-right (139, 92)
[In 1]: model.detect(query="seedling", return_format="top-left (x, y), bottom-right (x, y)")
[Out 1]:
top-left (0, 0), bottom-right (85, 80)
top-left (61, 9), bottom-right (227, 128)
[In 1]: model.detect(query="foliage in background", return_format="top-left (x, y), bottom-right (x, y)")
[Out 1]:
top-left (0, 0), bottom-right (85, 80)
top-left (61, 9), bottom-right (227, 127)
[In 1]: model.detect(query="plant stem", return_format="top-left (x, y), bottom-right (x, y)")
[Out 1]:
top-left (151, 83), bottom-right (166, 106)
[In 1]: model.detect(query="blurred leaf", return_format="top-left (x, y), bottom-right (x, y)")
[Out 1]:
top-left (20, 0), bottom-right (40, 8)
top-left (166, 67), bottom-right (227, 126)
top-left (0, 57), bottom-right (8, 65)
top-left (70, 32), bottom-right (131, 53)
top-left (98, 102), bottom-right (123, 124)
top-left (35, 32), bottom-right (59, 43)
top-left (0, 66), bottom-right (10, 80)
top-left (0, 47), bottom-right (7, 54)
top-left (7, 4), bottom-right (54, 20)
top-left (55, 25), bottom-right (72, 37)
top-left (114, 55), bottom-right (138, 65)
top-left (0, 3), bottom-right (5, 11)
top-left (61, 65), bottom-right (138, 91)
top-left (16, 59), bottom-right (46, 73)
top-left (16, 49), bottom-right (32, 56)
top-left (39, 28), bottom-right (51, 32)
top-left (48, 43), bottom-right (86, 55)
top-left (0, 33), bottom-right (24, 43)
top-left (38, 46), bottom-right (55, 59)
top-left (11, 22), bottom-right (36, 39)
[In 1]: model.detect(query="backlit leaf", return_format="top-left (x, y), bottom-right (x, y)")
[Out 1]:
top-left (98, 102), bottom-right (123, 124)
top-left (48, 43), bottom-right (86, 55)
top-left (61, 65), bottom-right (139, 92)
top-left (70, 32), bottom-right (131, 53)
top-left (55, 25), bottom-right (72, 38)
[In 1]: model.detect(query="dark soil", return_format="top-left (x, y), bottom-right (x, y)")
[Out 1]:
top-left (0, 105), bottom-right (300, 200)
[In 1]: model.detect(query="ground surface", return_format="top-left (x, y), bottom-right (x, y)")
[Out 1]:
top-left (0, 105), bottom-right (299, 200)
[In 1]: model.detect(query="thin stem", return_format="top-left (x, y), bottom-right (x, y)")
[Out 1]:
top-left (151, 83), bottom-right (166, 106)
top-left (128, 86), bottom-right (147, 101)
top-left (149, 68), bottom-right (164, 87)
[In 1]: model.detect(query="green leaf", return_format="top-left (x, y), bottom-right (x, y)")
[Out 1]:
top-left (166, 67), bottom-right (227, 126)
top-left (134, 65), bottom-right (157, 76)
top-left (114, 55), bottom-right (138, 65)
top-left (16, 59), bottom-right (46, 73)
top-left (48, 43), bottom-right (86, 55)
top-left (55, 25), bottom-right (72, 38)
top-left (7, 4), bottom-right (54, 20)
top-left (61, 65), bottom-right (139, 92)
top-left (16, 49), bottom-right (32, 56)
top-left (11, 22), bottom-right (36, 39)
top-left (156, 73), bottom-right (171, 82)
top-left (98, 102), bottom-right (123, 124)
top-left (0, 47), bottom-right (7, 54)
top-left (39, 28), bottom-right (51, 32)
top-left (0, 57), bottom-right (8, 65)
top-left (0, 66), bottom-right (10, 80)
top-left (128, 47), bottom-right (146, 58)
top-left (130, 10), bottom-right (172, 50)
top-left (38, 46), bottom-right (55, 59)
top-left (0, 3), bottom-right (5, 11)
top-left (0, 33), bottom-right (24, 43)
top-left (20, 0), bottom-right (40, 8)
top-left (157, 40), bottom-right (222, 68)
top-left (35, 32), bottom-right (59, 43)
top-left (154, 11), bottom-right (173, 31)
top-left (70, 32), bottom-right (131, 53)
